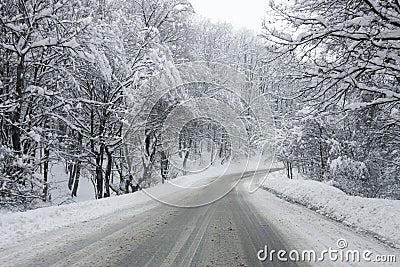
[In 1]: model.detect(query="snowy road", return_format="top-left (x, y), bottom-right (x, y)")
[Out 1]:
top-left (0, 170), bottom-right (398, 266)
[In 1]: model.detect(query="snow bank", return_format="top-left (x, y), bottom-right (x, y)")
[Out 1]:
top-left (0, 189), bottom-right (154, 248)
top-left (0, 171), bottom-right (204, 247)
top-left (260, 170), bottom-right (400, 247)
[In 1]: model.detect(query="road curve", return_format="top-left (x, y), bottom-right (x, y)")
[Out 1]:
top-left (0, 171), bottom-right (298, 267)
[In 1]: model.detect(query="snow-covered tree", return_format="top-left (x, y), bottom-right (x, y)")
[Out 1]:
top-left (263, 0), bottom-right (400, 199)
top-left (0, 0), bottom-right (87, 208)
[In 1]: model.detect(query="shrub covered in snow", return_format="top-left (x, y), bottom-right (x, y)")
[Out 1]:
top-left (328, 156), bottom-right (373, 197)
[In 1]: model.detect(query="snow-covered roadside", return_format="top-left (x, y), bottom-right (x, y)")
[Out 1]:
top-left (0, 186), bottom-right (154, 248)
top-left (0, 168), bottom-right (211, 248)
top-left (254, 169), bottom-right (400, 248)
top-left (0, 160), bottom-right (267, 248)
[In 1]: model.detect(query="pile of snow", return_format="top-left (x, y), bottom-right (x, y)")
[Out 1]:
top-left (260, 170), bottom-right (400, 247)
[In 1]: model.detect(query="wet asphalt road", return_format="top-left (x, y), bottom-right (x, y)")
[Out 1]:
top-left (120, 179), bottom-right (296, 267)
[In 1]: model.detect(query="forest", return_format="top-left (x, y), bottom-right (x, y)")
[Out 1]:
top-left (0, 0), bottom-right (399, 211)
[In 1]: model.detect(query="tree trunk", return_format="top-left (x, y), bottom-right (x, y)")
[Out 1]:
top-left (142, 132), bottom-right (157, 186)
top-left (104, 147), bottom-right (112, 198)
top-left (183, 150), bottom-right (190, 175)
top-left (68, 163), bottom-right (76, 190)
top-left (71, 161), bottom-right (81, 197)
top-left (318, 125), bottom-right (325, 181)
top-left (124, 176), bottom-right (132, 194)
top-left (96, 144), bottom-right (105, 199)
top-left (43, 146), bottom-right (50, 200)
top-left (286, 161), bottom-right (293, 179)
top-left (71, 132), bottom-right (83, 197)
top-left (12, 55), bottom-right (24, 154)
top-left (96, 159), bottom-right (103, 199)
top-left (142, 164), bottom-right (152, 186)
top-left (160, 150), bottom-right (169, 184)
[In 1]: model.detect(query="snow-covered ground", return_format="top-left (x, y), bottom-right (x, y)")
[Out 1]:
top-left (1, 161), bottom-right (399, 266)
top-left (249, 169), bottom-right (400, 248)
top-left (3, 157), bottom-right (397, 262)
top-left (244, 180), bottom-right (399, 266)
top-left (0, 159), bottom-right (266, 248)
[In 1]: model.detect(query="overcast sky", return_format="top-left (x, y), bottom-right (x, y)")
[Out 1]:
top-left (189, 0), bottom-right (269, 32)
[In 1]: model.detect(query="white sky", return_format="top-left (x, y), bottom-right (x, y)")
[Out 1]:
top-left (189, 0), bottom-right (269, 32)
